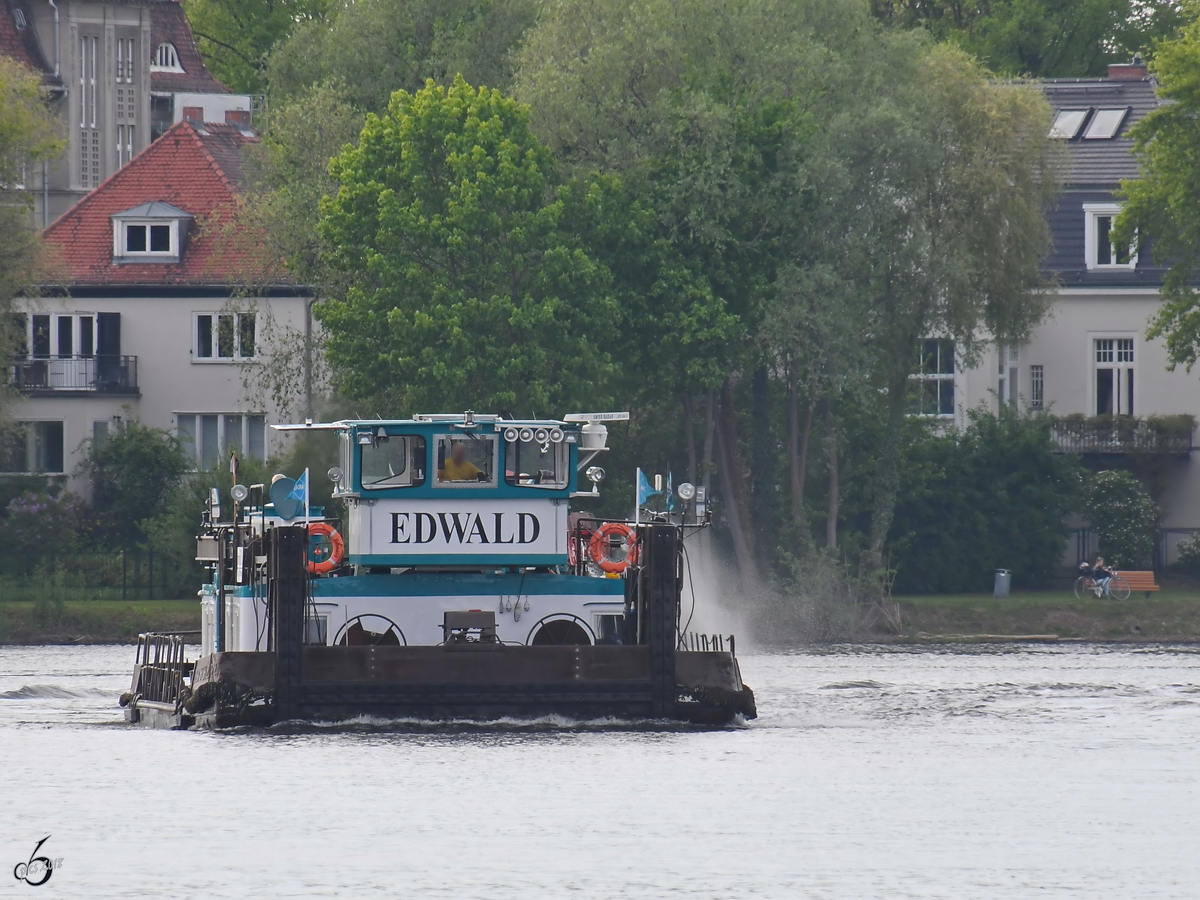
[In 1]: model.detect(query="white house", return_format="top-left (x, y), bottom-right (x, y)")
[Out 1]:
top-left (923, 60), bottom-right (1200, 564)
top-left (4, 120), bottom-right (311, 494)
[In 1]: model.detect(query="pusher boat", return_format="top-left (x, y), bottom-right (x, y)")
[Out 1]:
top-left (121, 412), bottom-right (755, 728)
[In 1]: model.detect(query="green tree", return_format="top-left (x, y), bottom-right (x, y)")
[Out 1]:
top-left (183, 0), bottom-right (332, 94)
top-left (79, 421), bottom-right (189, 548)
top-left (316, 76), bottom-right (619, 415)
top-left (0, 57), bottom-right (64, 429)
top-left (871, 0), bottom-right (1183, 77)
top-left (890, 409), bottom-right (1083, 593)
top-left (1115, 8), bottom-right (1200, 370)
top-left (1083, 469), bottom-right (1160, 567)
top-left (266, 0), bottom-right (537, 113)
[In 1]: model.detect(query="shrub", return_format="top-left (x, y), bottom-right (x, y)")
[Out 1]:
top-left (0, 491), bottom-right (88, 575)
top-left (889, 408), bottom-right (1084, 593)
top-left (1083, 470), bottom-right (1159, 568)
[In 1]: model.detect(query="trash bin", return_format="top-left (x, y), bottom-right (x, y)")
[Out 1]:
top-left (994, 569), bottom-right (1011, 598)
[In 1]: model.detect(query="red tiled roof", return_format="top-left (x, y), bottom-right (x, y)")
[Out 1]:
top-left (150, 2), bottom-right (229, 95)
top-left (0, 0), bottom-right (59, 86)
top-left (45, 121), bottom-right (270, 286)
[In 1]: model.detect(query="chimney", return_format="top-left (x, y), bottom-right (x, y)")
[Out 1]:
top-left (1108, 54), bottom-right (1148, 81)
top-left (225, 109), bottom-right (251, 129)
top-left (182, 106), bottom-right (204, 127)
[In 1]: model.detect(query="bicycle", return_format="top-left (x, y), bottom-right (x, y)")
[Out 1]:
top-left (1074, 572), bottom-right (1131, 601)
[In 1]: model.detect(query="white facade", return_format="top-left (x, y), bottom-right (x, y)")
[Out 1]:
top-left (8, 292), bottom-right (311, 494)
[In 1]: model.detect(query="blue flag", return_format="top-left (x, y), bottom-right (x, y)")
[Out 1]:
top-left (288, 470), bottom-right (308, 505)
top-left (666, 471), bottom-right (675, 513)
top-left (636, 468), bottom-right (661, 508)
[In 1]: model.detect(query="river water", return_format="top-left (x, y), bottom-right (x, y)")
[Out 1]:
top-left (1, 643), bottom-right (1198, 898)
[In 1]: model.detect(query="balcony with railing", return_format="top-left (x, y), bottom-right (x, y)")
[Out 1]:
top-left (1050, 414), bottom-right (1195, 455)
top-left (9, 356), bottom-right (139, 395)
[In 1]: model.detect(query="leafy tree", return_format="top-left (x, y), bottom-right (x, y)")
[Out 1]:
top-left (890, 409), bottom-right (1083, 593)
top-left (1115, 9), bottom-right (1200, 370)
top-left (0, 57), bottom-right (64, 429)
top-left (316, 76), bottom-right (619, 415)
top-left (266, 0), bottom-right (537, 112)
top-left (871, 0), bottom-right (1184, 77)
top-left (79, 421), bottom-right (189, 548)
top-left (183, 0), bottom-right (332, 94)
top-left (1083, 469), bottom-right (1160, 568)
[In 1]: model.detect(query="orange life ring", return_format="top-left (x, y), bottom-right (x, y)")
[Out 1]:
top-left (588, 522), bottom-right (638, 574)
top-left (306, 522), bottom-right (344, 574)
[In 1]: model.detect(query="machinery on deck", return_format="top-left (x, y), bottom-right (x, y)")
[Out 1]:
top-left (121, 412), bottom-right (755, 728)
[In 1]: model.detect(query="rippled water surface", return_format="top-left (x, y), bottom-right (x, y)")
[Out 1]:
top-left (2, 643), bottom-right (1199, 898)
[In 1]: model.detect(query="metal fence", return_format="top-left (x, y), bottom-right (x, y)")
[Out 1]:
top-left (0, 549), bottom-right (196, 601)
top-left (1069, 527), bottom-right (1200, 571)
top-left (9, 355), bottom-right (138, 393)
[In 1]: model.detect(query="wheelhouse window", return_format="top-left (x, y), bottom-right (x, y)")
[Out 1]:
top-left (360, 434), bottom-right (426, 490)
top-left (1084, 203), bottom-right (1136, 270)
top-left (909, 339), bottom-right (955, 417)
top-left (435, 434), bottom-right (496, 486)
top-left (195, 313), bottom-right (256, 361)
top-left (505, 437), bottom-right (568, 489)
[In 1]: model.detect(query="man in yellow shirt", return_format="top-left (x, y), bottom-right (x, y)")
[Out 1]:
top-left (439, 441), bottom-right (483, 482)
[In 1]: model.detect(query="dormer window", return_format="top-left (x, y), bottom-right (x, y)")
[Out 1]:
top-left (111, 201), bottom-right (192, 264)
top-left (151, 42), bottom-right (184, 73)
top-left (1084, 203), bottom-right (1137, 270)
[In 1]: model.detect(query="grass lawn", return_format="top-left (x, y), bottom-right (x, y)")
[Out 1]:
top-left (888, 589), bottom-right (1200, 640)
top-left (0, 599), bottom-right (200, 644)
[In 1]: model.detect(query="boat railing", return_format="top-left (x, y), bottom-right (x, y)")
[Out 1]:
top-left (130, 632), bottom-right (194, 708)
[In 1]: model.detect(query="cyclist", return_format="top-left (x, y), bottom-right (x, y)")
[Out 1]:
top-left (1090, 556), bottom-right (1116, 597)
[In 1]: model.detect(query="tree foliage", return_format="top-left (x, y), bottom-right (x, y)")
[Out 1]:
top-left (890, 410), bottom-right (1083, 593)
top-left (871, 0), bottom-right (1184, 77)
top-left (0, 57), bottom-right (64, 429)
top-left (266, 0), bottom-right (536, 112)
top-left (1083, 469), bottom-right (1160, 568)
top-left (79, 422), bottom-right (189, 548)
top-left (1116, 7), bottom-right (1200, 370)
top-left (316, 77), bottom-right (619, 415)
top-left (183, 0), bottom-right (332, 94)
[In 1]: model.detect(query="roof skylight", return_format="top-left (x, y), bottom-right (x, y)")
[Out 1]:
top-left (1083, 108), bottom-right (1129, 140)
top-left (1049, 109), bottom-right (1089, 139)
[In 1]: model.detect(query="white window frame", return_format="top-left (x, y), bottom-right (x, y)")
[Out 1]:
top-left (151, 42), bottom-right (184, 73)
top-left (1083, 203), bottom-right (1137, 270)
top-left (998, 345), bottom-right (1020, 409)
top-left (1, 420), bottom-right (66, 474)
top-left (176, 413), bottom-right (267, 470)
top-left (908, 338), bottom-right (957, 419)
top-left (1030, 364), bottom-right (1044, 411)
top-left (1090, 333), bottom-right (1136, 417)
top-left (193, 312), bottom-right (257, 362)
top-left (113, 218), bottom-right (179, 259)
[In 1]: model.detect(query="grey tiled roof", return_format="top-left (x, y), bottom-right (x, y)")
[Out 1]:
top-left (1043, 78), bottom-right (1159, 186)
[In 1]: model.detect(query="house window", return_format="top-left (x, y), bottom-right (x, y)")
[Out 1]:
top-left (195, 313), bottom-right (256, 360)
top-left (177, 414), bottom-right (267, 469)
top-left (152, 43), bottom-right (184, 73)
top-left (1030, 365), bottom-right (1044, 410)
top-left (1049, 109), bottom-right (1088, 139)
top-left (998, 345), bottom-right (1019, 408)
top-left (80, 36), bottom-right (100, 189)
top-left (1084, 204), bottom-right (1136, 269)
top-left (1, 422), bottom-right (65, 474)
top-left (1083, 108), bottom-right (1128, 140)
top-left (1095, 338), bottom-right (1134, 416)
top-left (909, 339), bottom-right (955, 417)
top-left (114, 220), bottom-right (177, 258)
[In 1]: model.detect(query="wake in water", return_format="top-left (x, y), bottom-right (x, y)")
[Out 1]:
top-left (0, 684), bottom-right (113, 700)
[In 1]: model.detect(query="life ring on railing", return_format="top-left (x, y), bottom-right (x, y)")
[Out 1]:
top-left (588, 522), bottom-right (638, 574)
top-left (306, 522), bottom-right (344, 574)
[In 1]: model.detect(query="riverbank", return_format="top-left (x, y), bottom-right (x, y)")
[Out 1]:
top-left (0, 600), bottom-right (199, 644)
top-left (881, 590), bottom-right (1200, 642)
top-left (5, 591), bottom-right (1200, 644)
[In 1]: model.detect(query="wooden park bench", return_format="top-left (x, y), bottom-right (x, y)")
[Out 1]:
top-left (1119, 570), bottom-right (1161, 597)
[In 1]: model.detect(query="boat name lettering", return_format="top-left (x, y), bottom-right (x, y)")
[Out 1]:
top-left (390, 511), bottom-right (542, 545)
